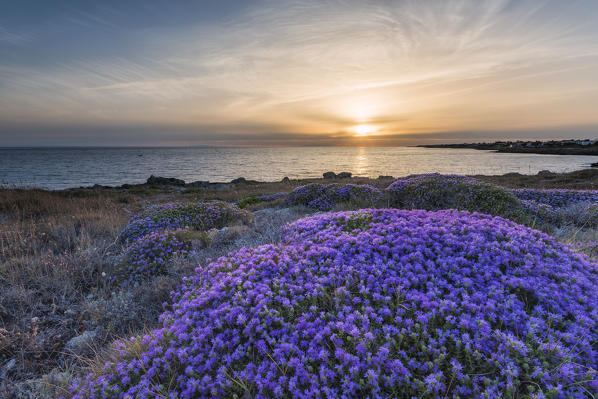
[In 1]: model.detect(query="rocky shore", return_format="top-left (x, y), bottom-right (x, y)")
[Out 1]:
top-left (67, 168), bottom-right (598, 194)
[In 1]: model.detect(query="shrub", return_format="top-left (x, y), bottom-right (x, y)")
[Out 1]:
top-left (512, 188), bottom-right (598, 208)
top-left (257, 192), bottom-right (287, 202)
top-left (120, 201), bottom-right (250, 242)
top-left (71, 209), bottom-right (597, 398)
top-left (386, 174), bottom-right (536, 225)
top-left (555, 201), bottom-right (598, 228)
top-left (519, 200), bottom-right (561, 225)
top-left (113, 229), bottom-right (191, 286)
top-left (236, 196), bottom-right (261, 209)
top-left (286, 183), bottom-right (382, 211)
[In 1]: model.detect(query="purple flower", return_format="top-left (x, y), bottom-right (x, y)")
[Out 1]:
top-left (286, 183), bottom-right (382, 211)
top-left (71, 209), bottom-right (598, 398)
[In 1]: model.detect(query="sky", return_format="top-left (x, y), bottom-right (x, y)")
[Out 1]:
top-left (1, 0), bottom-right (598, 146)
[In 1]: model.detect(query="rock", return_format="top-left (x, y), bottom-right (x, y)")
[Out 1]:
top-left (537, 170), bottom-right (553, 175)
top-left (231, 177), bottom-right (247, 184)
top-left (591, 162), bottom-right (598, 168)
top-left (503, 172), bottom-right (522, 176)
top-left (65, 330), bottom-right (97, 355)
top-left (378, 175), bottom-right (394, 180)
top-left (337, 172), bottom-right (352, 179)
top-left (323, 171), bottom-right (337, 179)
top-left (186, 180), bottom-right (210, 188)
top-left (281, 176), bottom-right (291, 184)
top-left (210, 183), bottom-right (233, 190)
top-left (146, 175), bottom-right (185, 186)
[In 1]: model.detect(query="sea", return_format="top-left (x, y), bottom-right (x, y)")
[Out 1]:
top-left (1, 146), bottom-right (597, 190)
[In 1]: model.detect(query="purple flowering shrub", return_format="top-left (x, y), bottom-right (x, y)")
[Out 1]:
top-left (286, 183), bottom-right (382, 211)
top-left (386, 174), bottom-right (538, 226)
top-left (512, 188), bottom-right (598, 208)
top-left (512, 189), bottom-right (598, 227)
top-left (120, 201), bottom-right (250, 242)
top-left (257, 192), bottom-right (287, 202)
top-left (519, 200), bottom-right (561, 225)
top-left (238, 193), bottom-right (287, 209)
top-left (72, 209), bottom-right (597, 398)
top-left (114, 229), bottom-right (192, 286)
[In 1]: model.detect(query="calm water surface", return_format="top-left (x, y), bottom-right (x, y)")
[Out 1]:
top-left (1, 146), bottom-right (597, 190)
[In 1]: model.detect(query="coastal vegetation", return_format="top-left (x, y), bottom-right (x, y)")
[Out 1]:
top-left (0, 171), bottom-right (597, 397)
top-left (285, 183), bottom-right (383, 210)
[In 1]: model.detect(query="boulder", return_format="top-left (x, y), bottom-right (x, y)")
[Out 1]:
top-left (337, 172), bottom-right (352, 179)
top-left (537, 170), bottom-right (553, 175)
top-left (281, 176), bottom-right (291, 184)
top-left (187, 180), bottom-right (210, 188)
top-left (231, 177), bottom-right (247, 184)
top-left (65, 330), bottom-right (97, 355)
top-left (323, 171), bottom-right (337, 179)
top-left (147, 175), bottom-right (185, 186)
top-left (591, 162), bottom-right (598, 168)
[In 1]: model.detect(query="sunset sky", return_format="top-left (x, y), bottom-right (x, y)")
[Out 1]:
top-left (1, 0), bottom-right (598, 146)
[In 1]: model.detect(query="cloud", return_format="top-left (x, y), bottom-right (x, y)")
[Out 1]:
top-left (1, 0), bottom-right (598, 144)
top-left (0, 25), bottom-right (31, 45)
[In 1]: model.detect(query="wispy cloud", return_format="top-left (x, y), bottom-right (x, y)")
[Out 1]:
top-left (1, 0), bottom-right (598, 145)
top-left (0, 25), bottom-right (32, 45)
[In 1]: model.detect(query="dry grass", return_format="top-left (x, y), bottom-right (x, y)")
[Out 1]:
top-left (0, 189), bottom-right (139, 397)
top-left (0, 186), bottom-right (311, 398)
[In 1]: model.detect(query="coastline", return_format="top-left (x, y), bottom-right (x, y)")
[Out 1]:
top-left (418, 141), bottom-right (598, 156)
top-left (54, 167), bottom-right (598, 194)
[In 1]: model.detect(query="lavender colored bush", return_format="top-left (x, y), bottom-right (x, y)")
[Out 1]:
top-left (286, 183), bottom-right (382, 211)
top-left (519, 200), bottom-right (561, 225)
top-left (120, 201), bottom-right (250, 242)
top-left (114, 229), bottom-right (191, 286)
top-left (257, 192), bottom-right (287, 202)
top-left (386, 174), bottom-right (537, 225)
top-left (512, 188), bottom-right (598, 208)
top-left (71, 209), bottom-right (597, 398)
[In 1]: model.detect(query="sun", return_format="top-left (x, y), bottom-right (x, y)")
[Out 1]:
top-left (351, 124), bottom-right (377, 136)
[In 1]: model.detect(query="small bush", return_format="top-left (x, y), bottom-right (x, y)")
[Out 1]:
top-left (555, 201), bottom-right (598, 228)
top-left (257, 192), bottom-right (287, 202)
top-left (512, 188), bottom-right (598, 208)
top-left (286, 183), bottom-right (382, 211)
top-left (120, 201), bottom-right (250, 242)
top-left (237, 196), bottom-right (261, 208)
top-left (113, 229), bottom-right (191, 286)
top-left (386, 174), bottom-right (536, 225)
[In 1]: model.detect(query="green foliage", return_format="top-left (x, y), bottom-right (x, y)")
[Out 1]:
top-left (237, 196), bottom-right (261, 209)
top-left (386, 174), bottom-right (539, 227)
top-left (340, 212), bottom-right (373, 232)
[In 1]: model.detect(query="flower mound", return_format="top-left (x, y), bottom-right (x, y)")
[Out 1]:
top-left (73, 209), bottom-right (597, 398)
top-left (286, 183), bottom-right (382, 211)
top-left (120, 201), bottom-right (249, 242)
top-left (257, 192), bottom-right (287, 202)
top-left (115, 229), bottom-right (191, 286)
top-left (386, 174), bottom-right (533, 225)
top-left (512, 188), bottom-right (598, 208)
